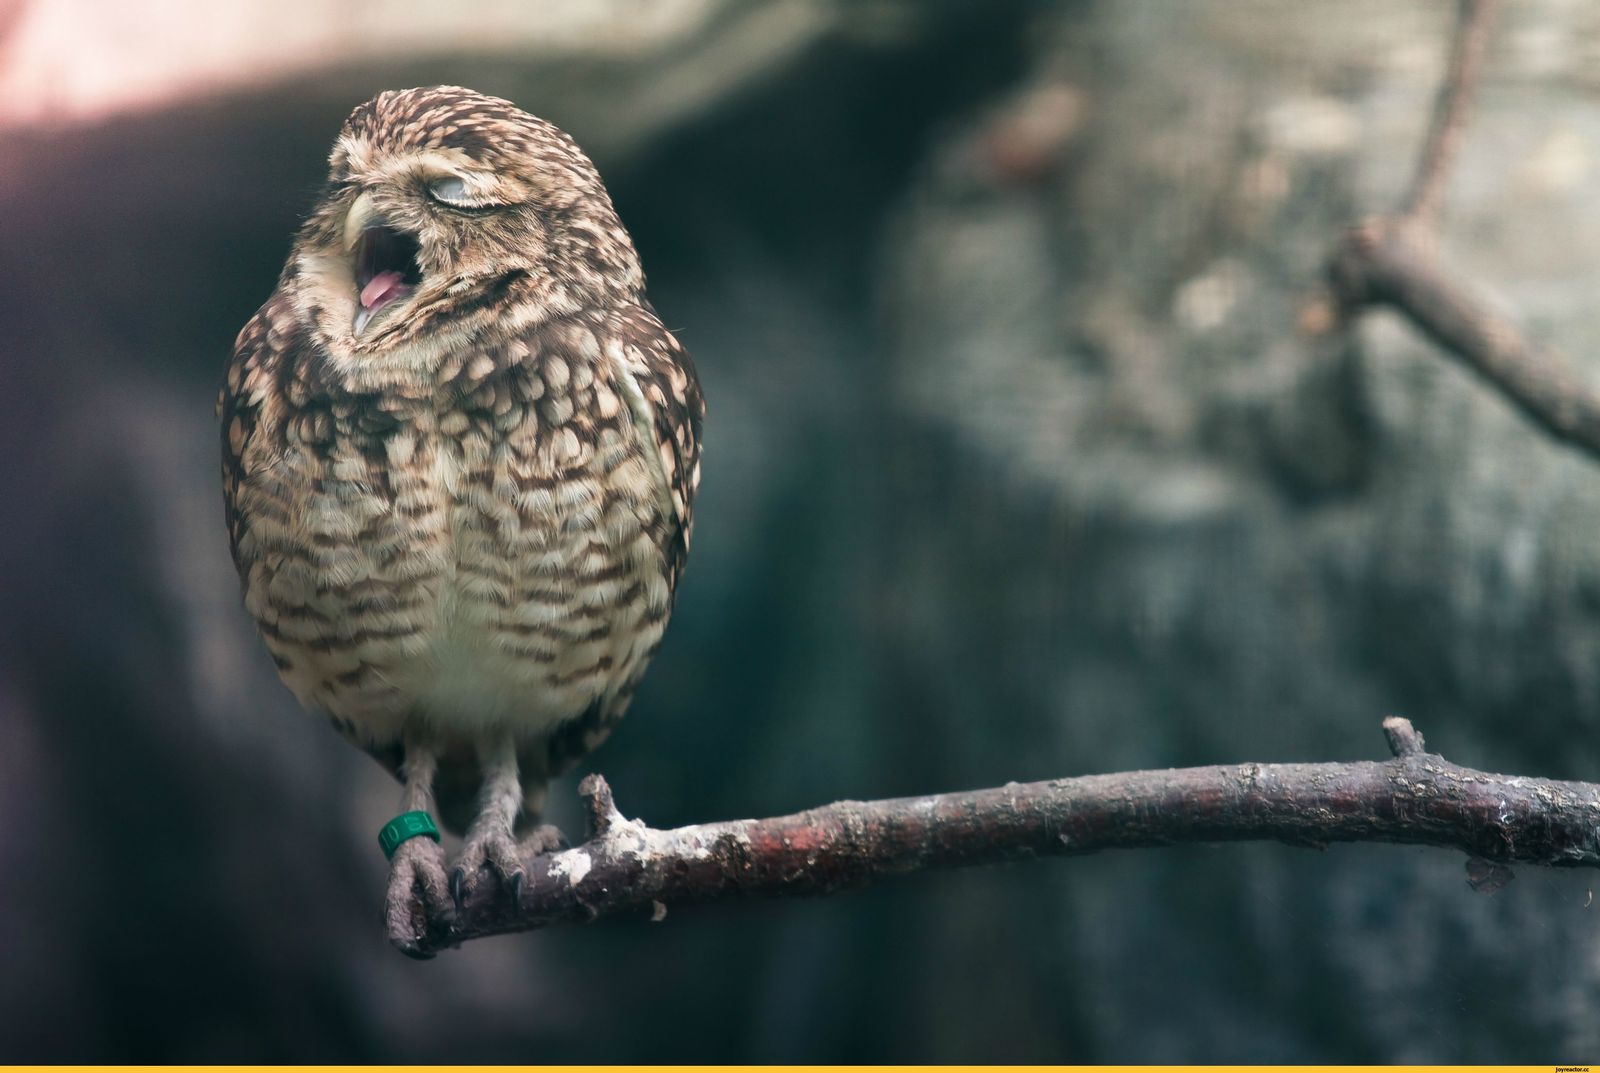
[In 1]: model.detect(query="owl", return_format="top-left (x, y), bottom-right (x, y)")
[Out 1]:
top-left (219, 87), bottom-right (703, 956)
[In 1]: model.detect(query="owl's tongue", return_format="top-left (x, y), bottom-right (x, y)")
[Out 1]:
top-left (360, 270), bottom-right (411, 312)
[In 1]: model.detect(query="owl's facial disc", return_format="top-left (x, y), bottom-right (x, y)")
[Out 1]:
top-left (352, 224), bottom-right (422, 334)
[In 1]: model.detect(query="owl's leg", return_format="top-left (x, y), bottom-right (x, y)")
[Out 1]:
top-left (451, 732), bottom-right (527, 909)
top-left (384, 739), bottom-right (455, 959)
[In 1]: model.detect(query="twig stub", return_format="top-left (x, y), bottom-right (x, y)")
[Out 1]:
top-left (578, 773), bottom-right (619, 838)
top-left (1382, 716), bottom-right (1427, 758)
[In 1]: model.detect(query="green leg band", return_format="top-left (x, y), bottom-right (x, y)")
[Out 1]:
top-left (379, 810), bottom-right (441, 860)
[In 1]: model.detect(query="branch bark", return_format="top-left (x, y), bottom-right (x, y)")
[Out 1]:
top-left (1402, 0), bottom-right (1500, 224)
top-left (416, 718), bottom-right (1600, 956)
top-left (1320, 0), bottom-right (1600, 462)
top-left (1329, 218), bottom-right (1600, 454)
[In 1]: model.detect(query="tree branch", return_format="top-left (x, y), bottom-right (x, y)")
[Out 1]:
top-left (1328, 218), bottom-right (1600, 455)
top-left (1317, 0), bottom-right (1600, 463)
top-left (1402, 0), bottom-right (1500, 224)
top-left (412, 718), bottom-right (1600, 957)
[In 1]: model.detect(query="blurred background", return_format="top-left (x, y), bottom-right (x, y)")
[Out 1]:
top-left (4, 0), bottom-right (1600, 1061)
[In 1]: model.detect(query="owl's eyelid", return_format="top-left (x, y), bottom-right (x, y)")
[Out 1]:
top-left (425, 174), bottom-right (498, 210)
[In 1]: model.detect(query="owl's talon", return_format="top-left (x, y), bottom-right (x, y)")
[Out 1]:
top-left (509, 870), bottom-right (524, 908)
top-left (384, 833), bottom-right (454, 957)
top-left (452, 822), bottom-right (525, 908)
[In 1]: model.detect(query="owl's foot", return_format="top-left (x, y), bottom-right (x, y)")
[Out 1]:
top-left (523, 823), bottom-right (569, 856)
top-left (383, 834), bottom-right (455, 959)
top-left (451, 822), bottom-right (525, 912)
top-left (450, 824), bottom-right (570, 911)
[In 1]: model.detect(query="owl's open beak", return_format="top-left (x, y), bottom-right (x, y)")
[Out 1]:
top-left (344, 193), bottom-right (422, 334)
top-left (343, 191), bottom-right (379, 253)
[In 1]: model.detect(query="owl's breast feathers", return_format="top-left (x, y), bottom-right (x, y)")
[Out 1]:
top-left (220, 299), bottom-right (703, 758)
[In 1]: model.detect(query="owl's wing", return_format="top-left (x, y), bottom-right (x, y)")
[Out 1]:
top-left (524, 306), bottom-right (705, 787)
top-left (218, 298), bottom-right (292, 576)
top-left (614, 303), bottom-right (705, 599)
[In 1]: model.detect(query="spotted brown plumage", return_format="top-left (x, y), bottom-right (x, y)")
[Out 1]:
top-left (219, 87), bottom-right (703, 956)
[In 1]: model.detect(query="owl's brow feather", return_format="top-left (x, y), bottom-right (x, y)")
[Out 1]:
top-left (317, 176), bottom-right (358, 201)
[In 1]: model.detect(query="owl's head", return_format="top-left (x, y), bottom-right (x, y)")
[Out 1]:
top-left (290, 86), bottom-right (642, 370)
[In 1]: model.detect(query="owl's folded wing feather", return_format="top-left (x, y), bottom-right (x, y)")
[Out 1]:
top-left (536, 306), bottom-right (704, 782)
top-left (613, 304), bottom-right (705, 600)
top-left (218, 300), bottom-right (292, 577)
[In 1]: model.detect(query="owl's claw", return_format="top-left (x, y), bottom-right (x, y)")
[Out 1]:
top-left (384, 835), bottom-right (455, 959)
top-left (451, 824), bottom-right (525, 911)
